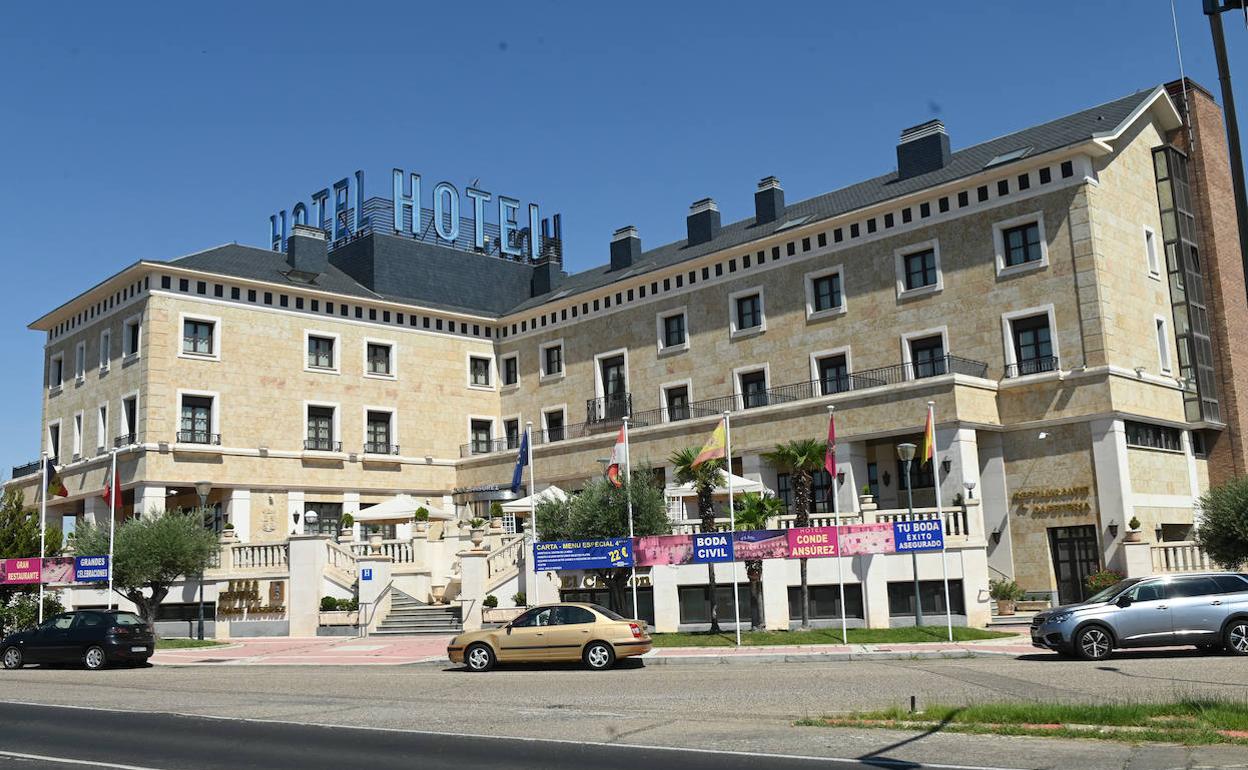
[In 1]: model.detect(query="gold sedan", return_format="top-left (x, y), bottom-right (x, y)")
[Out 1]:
top-left (447, 602), bottom-right (652, 671)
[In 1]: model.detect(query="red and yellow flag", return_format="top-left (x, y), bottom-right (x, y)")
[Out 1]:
top-left (691, 418), bottom-right (727, 468)
top-left (606, 425), bottom-right (627, 488)
top-left (921, 407), bottom-right (935, 465)
top-left (45, 458), bottom-right (67, 498)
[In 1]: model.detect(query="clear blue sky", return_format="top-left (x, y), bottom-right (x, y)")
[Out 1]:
top-left (1, 1), bottom-right (1245, 478)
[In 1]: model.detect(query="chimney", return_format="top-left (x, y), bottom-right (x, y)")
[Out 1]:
top-left (754, 176), bottom-right (785, 226)
top-left (610, 226), bottom-right (641, 271)
top-left (286, 224), bottom-right (328, 274)
top-left (530, 255), bottom-right (564, 297)
top-left (686, 198), bottom-right (721, 247)
top-left (896, 119), bottom-right (951, 180)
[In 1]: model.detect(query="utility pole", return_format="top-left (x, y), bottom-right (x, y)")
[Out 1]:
top-left (1205, 0), bottom-right (1248, 303)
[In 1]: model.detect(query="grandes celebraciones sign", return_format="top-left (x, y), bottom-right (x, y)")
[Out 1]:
top-left (0, 555), bottom-right (111, 585)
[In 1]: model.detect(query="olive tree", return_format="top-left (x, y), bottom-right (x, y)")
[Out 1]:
top-left (1195, 477), bottom-right (1248, 569)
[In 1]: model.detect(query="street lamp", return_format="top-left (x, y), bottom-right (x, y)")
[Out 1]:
top-left (194, 480), bottom-right (211, 641)
top-left (896, 442), bottom-right (923, 627)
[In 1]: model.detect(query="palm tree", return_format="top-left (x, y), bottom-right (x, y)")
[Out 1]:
top-left (762, 438), bottom-right (826, 630)
top-left (736, 492), bottom-right (783, 630)
top-left (670, 447), bottom-right (726, 633)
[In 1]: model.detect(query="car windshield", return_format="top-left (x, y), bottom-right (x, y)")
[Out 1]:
top-left (112, 612), bottom-right (145, 626)
top-left (1085, 578), bottom-right (1139, 604)
top-left (589, 604), bottom-right (626, 621)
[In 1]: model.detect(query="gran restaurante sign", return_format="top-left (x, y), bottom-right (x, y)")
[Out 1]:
top-left (1011, 485), bottom-right (1092, 515)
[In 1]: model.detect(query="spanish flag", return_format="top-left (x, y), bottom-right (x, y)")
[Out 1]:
top-left (920, 406), bottom-right (935, 466)
top-left (45, 458), bottom-right (68, 498)
top-left (691, 418), bottom-right (727, 468)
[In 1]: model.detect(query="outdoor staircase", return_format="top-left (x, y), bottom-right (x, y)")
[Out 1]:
top-left (372, 591), bottom-right (463, 636)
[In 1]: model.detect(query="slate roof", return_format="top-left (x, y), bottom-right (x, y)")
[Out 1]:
top-left (162, 243), bottom-right (382, 300)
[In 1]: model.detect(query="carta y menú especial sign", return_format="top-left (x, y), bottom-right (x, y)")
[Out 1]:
top-left (269, 168), bottom-right (545, 259)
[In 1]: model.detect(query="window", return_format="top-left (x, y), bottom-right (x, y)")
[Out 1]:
top-left (897, 457), bottom-right (935, 490)
top-left (730, 288), bottom-right (766, 337)
top-left (307, 335), bottom-right (335, 370)
top-left (867, 462), bottom-right (879, 497)
top-left (182, 319), bottom-right (215, 356)
top-left (812, 273), bottom-right (842, 313)
top-left (72, 412), bottom-right (83, 458)
top-left (908, 335), bottom-right (947, 378)
top-left (541, 343), bottom-right (563, 378)
top-left (366, 343), bottom-right (392, 376)
top-left (1144, 226), bottom-right (1160, 276)
top-left (739, 369), bottom-right (768, 409)
top-left (544, 409), bottom-right (565, 442)
top-left (993, 214), bottom-right (1048, 275)
top-left (1008, 313), bottom-right (1056, 376)
top-left (816, 354), bottom-right (849, 395)
top-left (306, 406), bottom-right (337, 451)
top-left (1156, 316), bottom-right (1172, 374)
top-left (466, 356), bottom-right (491, 388)
top-left (470, 419), bottom-right (493, 454)
top-left (1002, 222), bottom-right (1042, 267)
top-left (124, 317), bottom-right (141, 357)
top-left (776, 473), bottom-right (792, 512)
top-left (888, 580), bottom-right (965, 616)
top-left (48, 423), bottom-right (61, 461)
top-left (504, 419), bottom-right (521, 450)
top-left (98, 330), bottom-right (111, 371)
top-left (365, 411), bottom-right (394, 454)
top-left (74, 342), bottom-right (86, 381)
top-left (121, 396), bottom-right (137, 444)
top-left (97, 405), bottom-right (107, 453)
top-left (49, 353), bottom-right (63, 390)
top-left (678, 584), bottom-right (754, 625)
top-left (501, 355), bottom-right (519, 386)
top-left (665, 385), bottom-right (690, 422)
top-left (903, 249), bottom-right (938, 291)
top-left (737, 294), bottom-right (762, 330)
top-left (1125, 421), bottom-right (1183, 452)
top-left (788, 584), bottom-right (864, 620)
top-left (179, 395), bottom-right (214, 444)
top-left (659, 311), bottom-right (687, 351)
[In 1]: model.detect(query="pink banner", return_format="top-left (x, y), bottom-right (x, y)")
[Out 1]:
top-left (786, 527), bottom-right (839, 558)
top-left (634, 535), bottom-right (696, 566)
top-left (837, 523), bottom-right (895, 555)
top-left (1, 558), bottom-right (42, 584)
top-left (41, 557), bottom-right (74, 584)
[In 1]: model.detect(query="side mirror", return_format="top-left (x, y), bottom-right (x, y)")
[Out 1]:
top-left (505, 625), bottom-right (513, 635)
top-left (1115, 594), bottom-right (1133, 608)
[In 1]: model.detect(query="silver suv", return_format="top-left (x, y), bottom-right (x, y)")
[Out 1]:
top-left (1031, 572), bottom-right (1248, 660)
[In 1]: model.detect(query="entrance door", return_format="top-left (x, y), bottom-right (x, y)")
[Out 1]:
top-left (1048, 525), bottom-right (1100, 605)
top-left (599, 356), bottom-right (627, 419)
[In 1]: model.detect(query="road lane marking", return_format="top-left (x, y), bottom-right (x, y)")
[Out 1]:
top-left (0, 699), bottom-right (1028, 770)
top-left (0, 750), bottom-right (172, 770)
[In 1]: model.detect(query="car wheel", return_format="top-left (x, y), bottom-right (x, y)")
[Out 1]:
top-left (1224, 620), bottom-right (1248, 656)
top-left (83, 645), bottom-right (107, 671)
top-left (1074, 626), bottom-right (1113, 661)
top-left (2, 647), bottom-right (22, 670)
top-left (583, 641), bottom-right (615, 671)
top-left (465, 643), bottom-right (495, 672)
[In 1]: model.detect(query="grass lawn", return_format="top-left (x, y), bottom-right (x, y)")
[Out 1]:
top-left (649, 626), bottom-right (1013, 647)
top-left (800, 700), bottom-right (1248, 745)
top-left (155, 638), bottom-right (226, 649)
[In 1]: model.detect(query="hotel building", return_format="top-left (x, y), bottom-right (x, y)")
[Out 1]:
top-left (6, 78), bottom-right (1246, 633)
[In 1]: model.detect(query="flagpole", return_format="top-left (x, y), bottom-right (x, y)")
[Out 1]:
top-left (622, 417), bottom-right (639, 620)
top-left (108, 448), bottom-right (117, 610)
top-left (526, 421), bottom-right (536, 606)
top-left (39, 451), bottom-right (48, 624)
top-left (929, 401), bottom-right (953, 643)
top-left (723, 412), bottom-right (741, 647)
top-left (828, 405), bottom-right (847, 645)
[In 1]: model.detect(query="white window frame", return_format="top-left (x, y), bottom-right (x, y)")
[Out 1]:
top-left (72, 411), bottom-right (83, 460)
top-left (732, 363), bottom-right (771, 410)
top-left (120, 391), bottom-right (140, 443)
top-left (96, 403), bottom-right (108, 454)
top-left (894, 238), bottom-right (943, 300)
top-left (176, 388), bottom-right (221, 444)
top-left (74, 341), bottom-right (86, 383)
top-left (466, 352), bottom-right (495, 390)
top-left (499, 352), bottom-right (520, 389)
top-left (178, 312), bottom-right (222, 361)
top-left (303, 400), bottom-right (342, 453)
top-left (1001, 305), bottom-right (1060, 378)
top-left (1155, 314), bottom-right (1173, 375)
top-left (592, 348), bottom-right (630, 402)
top-left (48, 352), bottom-right (64, 392)
top-left (304, 330), bottom-right (341, 374)
top-left (804, 265), bottom-right (846, 321)
top-left (659, 378), bottom-right (694, 423)
top-left (542, 404), bottom-right (568, 441)
top-left (655, 306), bottom-right (690, 356)
top-left (539, 338), bottom-right (566, 382)
top-left (1143, 225), bottom-right (1161, 279)
top-left (992, 212), bottom-right (1049, 278)
top-left (362, 338), bottom-right (397, 381)
top-left (47, 419), bottom-right (62, 461)
top-left (728, 286), bottom-right (767, 339)
top-left (362, 406), bottom-right (398, 454)
top-left (98, 329), bottom-right (111, 373)
top-left (122, 313), bottom-right (142, 361)
top-left (808, 346), bottom-right (854, 393)
top-left (900, 326), bottom-right (951, 381)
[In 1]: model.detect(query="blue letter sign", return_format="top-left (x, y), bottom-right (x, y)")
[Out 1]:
top-left (892, 519), bottom-right (944, 552)
top-left (73, 555), bottom-right (110, 583)
top-left (533, 539), bottom-right (633, 571)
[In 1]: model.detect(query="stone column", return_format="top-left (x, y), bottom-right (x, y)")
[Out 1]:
top-left (409, 529), bottom-right (432, 602)
top-left (1121, 541), bottom-right (1154, 578)
top-left (357, 554), bottom-right (393, 633)
top-left (957, 545), bottom-right (992, 628)
top-left (650, 565), bottom-right (680, 633)
top-left (288, 490), bottom-right (305, 536)
top-left (458, 549), bottom-right (488, 631)
top-left (941, 427), bottom-right (981, 509)
top-left (135, 485), bottom-right (166, 517)
top-left (845, 441), bottom-right (870, 513)
top-left (287, 535), bottom-right (327, 637)
top-left (342, 491), bottom-right (361, 541)
top-left (1091, 418), bottom-right (1132, 571)
top-left (761, 561), bottom-right (790, 630)
top-left (977, 432), bottom-right (1014, 580)
top-left (83, 495), bottom-right (105, 528)
top-left (860, 553), bottom-right (891, 629)
top-left (226, 489), bottom-right (251, 543)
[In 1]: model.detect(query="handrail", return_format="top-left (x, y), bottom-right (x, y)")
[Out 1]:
top-left (358, 579), bottom-right (394, 639)
top-left (487, 534), bottom-right (526, 578)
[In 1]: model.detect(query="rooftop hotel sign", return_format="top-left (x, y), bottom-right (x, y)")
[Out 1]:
top-left (269, 168), bottom-right (544, 260)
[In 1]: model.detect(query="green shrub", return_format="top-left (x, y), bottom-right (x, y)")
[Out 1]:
top-left (341, 513), bottom-right (354, 528)
top-left (320, 596), bottom-right (339, 612)
top-left (414, 507), bottom-right (429, 522)
top-left (469, 518), bottom-right (485, 528)
top-left (490, 502), bottom-right (504, 519)
top-left (483, 594), bottom-right (498, 608)
top-left (988, 579), bottom-right (1024, 601)
top-left (1128, 515), bottom-right (1141, 531)
top-left (1086, 569), bottom-right (1125, 595)
top-left (0, 593), bottom-right (65, 636)
top-left (512, 592), bottom-right (526, 606)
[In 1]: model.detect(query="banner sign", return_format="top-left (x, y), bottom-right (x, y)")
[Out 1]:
top-left (74, 555), bottom-right (110, 583)
top-left (634, 534), bottom-right (734, 566)
top-left (893, 519), bottom-right (945, 552)
top-left (0, 558), bottom-right (41, 584)
top-left (533, 539), bottom-right (633, 571)
top-left (41, 557), bottom-right (74, 584)
top-left (786, 527), bottom-right (839, 559)
top-left (837, 523), bottom-right (896, 556)
top-left (733, 530), bottom-right (788, 560)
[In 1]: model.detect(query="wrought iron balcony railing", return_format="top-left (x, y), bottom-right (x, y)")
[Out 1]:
top-left (586, 392), bottom-right (632, 424)
top-left (114, 433), bottom-right (136, 448)
top-left (303, 438), bottom-right (343, 452)
top-left (363, 442), bottom-right (400, 455)
top-left (176, 431), bottom-right (221, 445)
top-left (10, 460), bottom-right (40, 479)
top-left (1005, 356), bottom-right (1060, 378)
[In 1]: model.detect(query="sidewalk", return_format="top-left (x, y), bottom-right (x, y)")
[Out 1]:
top-left (644, 631), bottom-right (1037, 664)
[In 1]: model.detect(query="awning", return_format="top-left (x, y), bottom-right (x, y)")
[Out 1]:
top-left (354, 495), bottom-right (454, 523)
top-left (500, 486), bottom-right (569, 516)
top-left (664, 473), bottom-right (771, 498)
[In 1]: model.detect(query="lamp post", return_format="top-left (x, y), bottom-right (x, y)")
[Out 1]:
top-left (1204, 1), bottom-right (1248, 304)
top-left (896, 442), bottom-right (922, 627)
top-left (194, 480), bottom-right (211, 641)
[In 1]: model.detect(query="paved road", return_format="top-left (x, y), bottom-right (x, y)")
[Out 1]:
top-left (2, 652), bottom-right (1247, 769)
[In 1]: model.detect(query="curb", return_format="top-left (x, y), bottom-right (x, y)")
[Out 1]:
top-left (640, 648), bottom-right (1020, 665)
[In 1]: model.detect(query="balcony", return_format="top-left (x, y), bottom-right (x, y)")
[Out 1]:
top-left (363, 442), bottom-right (400, 455)
top-left (304, 439), bottom-right (343, 452)
top-left (176, 431), bottom-right (221, 445)
top-left (114, 433), bottom-right (136, 448)
top-left (10, 460), bottom-right (41, 479)
top-left (586, 392), bottom-right (632, 425)
top-left (1005, 355), bottom-right (1060, 378)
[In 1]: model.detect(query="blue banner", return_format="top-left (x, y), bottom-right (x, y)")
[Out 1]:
top-left (892, 519), bottom-right (944, 552)
top-left (533, 538), bottom-right (633, 571)
top-left (73, 555), bottom-right (110, 582)
top-left (691, 532), bottom-right (734, 563)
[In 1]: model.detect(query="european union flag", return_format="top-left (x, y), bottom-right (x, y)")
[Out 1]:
top-left (510, 427), bottom-right (529, 493)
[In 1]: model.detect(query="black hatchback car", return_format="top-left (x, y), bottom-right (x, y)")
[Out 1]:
top-left (1, 610), bottom-right (155, 670)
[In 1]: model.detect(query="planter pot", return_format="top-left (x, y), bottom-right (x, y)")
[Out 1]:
top-left (369, 533), bottom-right (383, 554)
top-left (430, 586), bottom-right (446, 605)
top-left (1124, 530), bottom-right (1142, 543)
top-left (470, 527), bottom-right (486, 547)
top-left (995, 599), bottom-right (1016, 616)
top-left (858, 495), bottom-right (875, 506)
top-left (414, 521), bottom-right (428, 533)
top-left (318, 610), bottom-right (360, 627)
top-left (489, 517), bottom-right (504, 531)
top-left (338, 528), bottom-right (354, 544)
